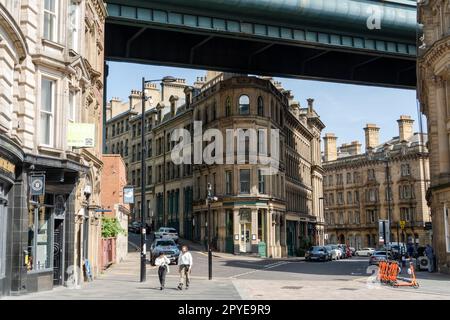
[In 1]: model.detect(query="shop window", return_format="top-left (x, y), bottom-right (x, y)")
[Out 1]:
top-left (445, 208), bottom-right (450, 253)
top-left (0, 182), bottom-right (7, 278)
top-left (27, 195), bottom-right (53, 271)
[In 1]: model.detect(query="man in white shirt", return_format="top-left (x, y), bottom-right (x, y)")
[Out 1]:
top-left (177, 245), bottom-right (193, 290)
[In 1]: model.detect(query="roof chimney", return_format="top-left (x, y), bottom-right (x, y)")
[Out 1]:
top-left (364, 124), bottom-right (380, 151)
top-left (397, 115), bottom-right (414, 142)
top-left (339, 140), bottom-right (361, 156)
top-left (129, 90), bottom-right (142, 112)
top-left (323, 133), bottom-right (338, 162)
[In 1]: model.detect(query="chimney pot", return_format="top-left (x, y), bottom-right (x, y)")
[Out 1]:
top-left (397, 115), bottom-right (414, 142)
top-left (364, 124), bottom-right (380, 152)
top-left (323, 133), bottom-right (338, 162)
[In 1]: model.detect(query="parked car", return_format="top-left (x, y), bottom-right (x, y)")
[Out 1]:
top-left (369, 251), bottom-right (393, 265)
top-left (343, 245), bottom-right (352, 258)
top-left (355, 247), bottom-right (375, 256)
top-left (150, 239), bottom-right (180, 265)
top-left (154, 227), bottom-right (179, 242)
top-left (349, 247), bottom-right (356, 256)
top-left (128, 221), bottom-right (142, 234)
top-left (338, 244), bottom-right (349, 259)
top-left (327, 245), bottom-right (342, 260)
top-left (305, 246), bottom-right (332, 262)
top-left (385, 242), bottom-right (407, 258)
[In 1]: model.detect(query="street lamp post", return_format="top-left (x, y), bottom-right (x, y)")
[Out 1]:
top-left (383, 149), bottom-right (392, 257)
top-left (139, 76), bottom-right (176, 283)
top-left (206, 183), bottom-right (217, 280)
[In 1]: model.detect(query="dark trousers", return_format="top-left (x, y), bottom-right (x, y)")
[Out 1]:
top-left (158, 266), bottom-right (168, 287)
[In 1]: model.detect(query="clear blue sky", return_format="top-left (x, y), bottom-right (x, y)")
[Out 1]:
top-left (107, 61), bottom-right (425, 150)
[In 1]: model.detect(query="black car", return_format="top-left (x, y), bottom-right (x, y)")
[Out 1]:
top-left (305, 246), bottom-right (332, 262)
top-left (128, 221), bottom-right (142, 233)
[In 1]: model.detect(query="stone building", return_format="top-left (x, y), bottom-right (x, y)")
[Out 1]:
top-left (323, 116), bottom-right (431, 249)
top-left (0, 0), bottom-right (107, 297)
top-left (105, 72), bottom-right (324, 258)
top-left (100, 155), bottom-right (129, 264)
top-left (418, 0), bottom-right (450, 273)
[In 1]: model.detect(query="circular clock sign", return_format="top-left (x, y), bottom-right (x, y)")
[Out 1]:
top-left (30, 175), bottom-right (45, 196)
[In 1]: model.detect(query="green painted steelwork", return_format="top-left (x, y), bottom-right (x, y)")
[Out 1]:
top-left (106, 0), bottom-right (417, 57)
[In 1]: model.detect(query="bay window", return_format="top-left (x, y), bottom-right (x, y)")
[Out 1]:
top-left (258, 169), bottom-right (266, 194)
top-left (43, 0), bottom-right (58, 42)
top-left (239, 169), bottom-right (250, 194)
top-left (68, 91), bottom-right (75, 122)
top-left (40, 78), bottom-right (55, 146)
top-left (238, 95), bottom-right (250, 115)
top-left (225, 171), bottom-right (232, 194)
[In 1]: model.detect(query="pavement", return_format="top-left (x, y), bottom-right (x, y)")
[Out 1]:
top-left (4, 235), bottom-right (450, 300)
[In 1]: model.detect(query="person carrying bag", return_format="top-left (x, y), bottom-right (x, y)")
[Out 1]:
top-left (155, 252), bottom-right (170, 290)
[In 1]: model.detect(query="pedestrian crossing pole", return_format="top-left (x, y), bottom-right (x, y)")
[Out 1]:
top-left (207, 183), bottom-right (212, 280)
top-left (206, 183), bottom-right (218, 280)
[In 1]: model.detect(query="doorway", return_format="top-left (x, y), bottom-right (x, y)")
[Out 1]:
top-left (53, 218), bottom-right (65, 285)
top-left (239, 223), bottom-right (251, 253)
top-left (287, 221), bottom-right (297, 256)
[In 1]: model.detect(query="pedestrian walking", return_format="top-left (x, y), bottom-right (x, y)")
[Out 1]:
top-left (425, 244), bottom-right (434, 272)
top-left (177, 245), bottom-right (193, 290)
top-left (401, 254), bottom-right (407, 272)
top-left (155, 252), bottom-right (170, 290)
top-left (407, 243), bottom-right (414, 258)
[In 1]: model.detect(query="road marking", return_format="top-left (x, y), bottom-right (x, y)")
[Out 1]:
top-left (229, 261), bottom-right (290, 279)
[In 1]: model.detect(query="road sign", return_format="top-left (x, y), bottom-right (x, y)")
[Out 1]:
top-left (400, 220), bottom-right (406, 230)
top-left (378, 220), bottom-right (390, 245)
top-left (123, 186), bottom-right (134, 204)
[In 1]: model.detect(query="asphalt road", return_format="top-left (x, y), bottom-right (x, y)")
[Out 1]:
top-left (128, 233), bottom-right (371, 281)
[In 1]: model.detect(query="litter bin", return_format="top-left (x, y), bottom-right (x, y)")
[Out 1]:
top-left (258, 242), bottom-right (267, 258)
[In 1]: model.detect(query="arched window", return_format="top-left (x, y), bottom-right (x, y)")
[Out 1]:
top-left (257, 96), bottom-right (264, 116)
top-left (225, 97), bottom-right (231, 117)
top-left (238, 95), bottom-right (250, 115)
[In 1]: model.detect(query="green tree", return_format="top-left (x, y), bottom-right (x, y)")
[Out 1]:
top-left (102, 217), bottom-right (126, 238)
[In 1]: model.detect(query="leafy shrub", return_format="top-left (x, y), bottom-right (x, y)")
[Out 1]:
top-left (102, 217), bottom-right (126, 238)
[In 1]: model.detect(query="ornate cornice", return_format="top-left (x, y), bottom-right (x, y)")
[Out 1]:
top-left (90, 0), bottom-right (108, 22)
top-left (419, 36), bottom-right (450, 68)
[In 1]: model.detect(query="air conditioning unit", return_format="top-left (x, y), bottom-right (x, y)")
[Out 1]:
top-left (418, 256), bottom-right (429, 271)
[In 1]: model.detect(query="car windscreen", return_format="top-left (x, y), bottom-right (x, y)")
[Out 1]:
top-left (374, 252), bottom-right (387, 256)
top-left (311, 247), bottom-right (324, 251)
top-left (168, 229), bottom-right (177, 233)
top-left (156, 241), bottom-right (175, 246)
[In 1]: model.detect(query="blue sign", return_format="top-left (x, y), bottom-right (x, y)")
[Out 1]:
top-left (123, 186), bottom-right (134, 204)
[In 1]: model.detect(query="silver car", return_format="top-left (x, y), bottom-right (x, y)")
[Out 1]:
top-left (325, 245), bottom-right (341, 260)
top-left (369, 251), bottom-right (393, 265)
top-left (150, 239), bottom-right (180, 265)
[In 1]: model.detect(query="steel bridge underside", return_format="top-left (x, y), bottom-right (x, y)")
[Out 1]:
top-left (105, 1), bottom-right (418, 89)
